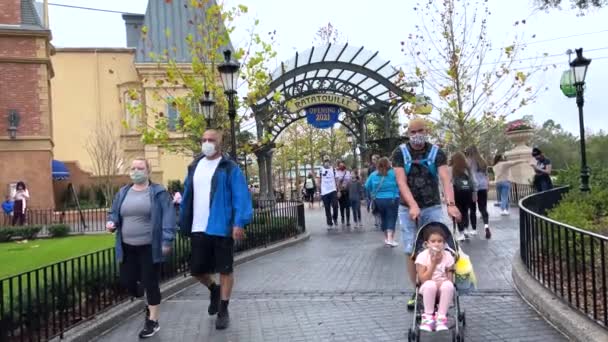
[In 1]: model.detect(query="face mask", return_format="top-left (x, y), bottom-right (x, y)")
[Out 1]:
top-left (130, 170), bottom-right (148, 184)
top-left (410, 133), bottom-right (427, 146)
top-left (339, 165), bottom-right (346, 171)
top-left (201, 142), bottom-right (216, 156)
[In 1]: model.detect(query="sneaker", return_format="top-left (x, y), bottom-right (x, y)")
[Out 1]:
top-left (455, 231), bottom-right (465, 241)
top-left (407, 293), bottom-right (416, 310)
top-left (501, 209), bottom-right (509, 216)
top-left (435, 314), bottom-right (449, 331)
top-left (464, 228), bottom-right (475, 236)
top-left (389, 240), bottom-right (399, 247)
top-left (420, 314), bottom-right (434, 332)
top-left (138, 319), bottom-right (160, 338)
top-left (384, 239), bottom-right (390, 246)
top-left (469, 229), bottom-right (478, 236)
top-left (215, 310), bottom-right (230, 330)
top-left (484, 224), bottom-right (491, 239)
top-left (208, 285), bottom-right (220, 315)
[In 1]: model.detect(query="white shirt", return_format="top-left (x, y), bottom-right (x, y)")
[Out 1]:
top-left (192, 157), bottom-right (222, 233)
top-left (318, 167), bottom-right (337, 196)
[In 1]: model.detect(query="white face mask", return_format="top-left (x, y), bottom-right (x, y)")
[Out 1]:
top-left (201, 142), bottom-right (216, 156)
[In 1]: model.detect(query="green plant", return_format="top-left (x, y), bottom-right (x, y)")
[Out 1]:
top-left (0, 227), bottom-right (15, 242)
top-left (14, 225), bottom-right (43, 240)
top-left (48, 224), bottom-right (70, 238)
top-left (167, 180), bottom-right (184, 194)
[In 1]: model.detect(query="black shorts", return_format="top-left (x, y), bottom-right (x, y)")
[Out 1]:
top-left (190, 232), bottom-right (235, 275)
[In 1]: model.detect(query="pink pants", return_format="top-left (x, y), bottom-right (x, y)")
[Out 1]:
top-left (419, 280), bottom-right (454, 315)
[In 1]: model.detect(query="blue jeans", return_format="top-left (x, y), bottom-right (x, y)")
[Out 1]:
top-left (374, 198), bottom-right (399, 231)
top-left (399, 204), bottom-right (446, 254)
top-left (496, 181), bottom-right (511, 211)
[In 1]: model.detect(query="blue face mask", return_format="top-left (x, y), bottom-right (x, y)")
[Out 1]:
top-left (130, 170), bottom-right (148, 184)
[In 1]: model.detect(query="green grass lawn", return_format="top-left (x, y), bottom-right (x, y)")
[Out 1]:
top-left (0, 234), bottom-right (115, 279)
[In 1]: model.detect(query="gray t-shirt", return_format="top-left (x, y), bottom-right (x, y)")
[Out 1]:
top-left (120, 187), bottom-right (152, 246)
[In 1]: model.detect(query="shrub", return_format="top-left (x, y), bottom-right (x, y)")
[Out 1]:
top-left (12, 225), bottom-right (43, 240)
top-left (48, 224), bottom-right (71, 238)
top-left (167, 180), bottom-right (184, 194)
top-left (0, 227), bottom-right (15, 242)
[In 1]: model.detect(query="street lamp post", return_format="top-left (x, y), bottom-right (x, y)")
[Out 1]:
top-left (347, 134), bottom-right (357, 169)
top-left (217, 50), bottom-right (241, 161)
top-left (199, 90), bottom-right (215, 128)
top-left (569, 48), bottom-right (592, 192)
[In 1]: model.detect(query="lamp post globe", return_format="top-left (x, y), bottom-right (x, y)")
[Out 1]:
top-left (569, 48), bottom-right (592, 192)
top-left (200, 90), bottom-right (215, 128)
top-left (217, 49), bottom-right (241, 160)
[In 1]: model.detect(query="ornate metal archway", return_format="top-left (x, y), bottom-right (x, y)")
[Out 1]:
top-left (252, 43), bottom-right (411, 200)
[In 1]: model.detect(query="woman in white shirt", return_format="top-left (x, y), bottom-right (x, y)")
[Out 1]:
top-left (12, 181), bottom-right (30, 226)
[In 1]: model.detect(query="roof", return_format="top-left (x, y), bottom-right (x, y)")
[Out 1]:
top-left (0, 0), bottom-right (46, 32)
top-left (135, 0), bottom-right (233, 63)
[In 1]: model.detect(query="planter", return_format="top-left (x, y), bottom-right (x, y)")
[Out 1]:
top-left (505, 129), bottom-right (534, 147)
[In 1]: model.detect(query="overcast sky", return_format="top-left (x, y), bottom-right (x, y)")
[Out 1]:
top-left (46, 0), bottom-right (608, 136)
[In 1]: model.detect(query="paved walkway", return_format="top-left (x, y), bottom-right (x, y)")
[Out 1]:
top-left (96, 203), bottom-right (566, 342)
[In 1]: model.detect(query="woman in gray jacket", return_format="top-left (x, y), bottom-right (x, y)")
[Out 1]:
top-left (465, 146), bottom-right (491, 239)
top-left (106, 157), bottom-right (176, 339)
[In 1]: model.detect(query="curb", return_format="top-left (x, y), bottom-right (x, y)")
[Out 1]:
top-left (55, 232), bottom-right (311, 342)
top-left (512, 252), bottom-right (608, 342)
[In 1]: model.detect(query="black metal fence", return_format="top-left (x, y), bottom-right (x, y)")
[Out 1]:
top-left (0, 201), bottom-right (305, 341)
top-left (16, 207), bottom-right (108, 234)
top-left (487, 182), bottom-right (536, 206)
top-left (519, 187), bottom-right (608, 329)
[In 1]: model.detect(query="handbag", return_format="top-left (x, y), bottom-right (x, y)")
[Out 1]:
top-left (370, 176), bottom-right (385, 215)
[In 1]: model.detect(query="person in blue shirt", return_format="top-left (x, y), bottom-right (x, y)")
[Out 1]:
top-left (365, 157), bottom-right (401, 247)
top-left (179, 129), bottom-right (253, 330)
top-left (2, 195), bottom-right (14, 225)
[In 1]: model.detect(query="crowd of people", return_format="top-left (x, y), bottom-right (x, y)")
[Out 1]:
top-left (100, 121), bottom-right (552, 337)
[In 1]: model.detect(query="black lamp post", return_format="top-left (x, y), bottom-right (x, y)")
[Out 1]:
top-left (200, 90), bottom-right (215, 128)
top-left (347, 134), bottom-right (357, 169)
top-left (569, 48), bottom-right (592, 192)
top-left (217, 50), bottom-right (241, 161)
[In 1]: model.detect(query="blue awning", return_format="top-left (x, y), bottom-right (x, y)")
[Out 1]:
top-left (52, 160), bottom-right (70, 180)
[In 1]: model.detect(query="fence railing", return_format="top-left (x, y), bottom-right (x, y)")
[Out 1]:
top-left (15, 207), bottom-right (109, 234)
top-left (519, 187), bottom-right (608, 329)
top-left (0, 201), bottom-right (305, 341)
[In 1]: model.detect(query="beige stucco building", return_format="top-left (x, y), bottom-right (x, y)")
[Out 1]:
top-left (50, 1), bottom-right (226, 187)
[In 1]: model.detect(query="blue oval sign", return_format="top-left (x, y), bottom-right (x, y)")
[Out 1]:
top-left (305, 105), bottom-right (340, 129)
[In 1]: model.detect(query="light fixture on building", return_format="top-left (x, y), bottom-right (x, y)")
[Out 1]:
top-left (7, 110), bottom-right (19, 139)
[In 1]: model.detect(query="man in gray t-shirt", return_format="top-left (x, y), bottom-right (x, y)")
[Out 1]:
top-left (120, 188), bottom-right (153, 246)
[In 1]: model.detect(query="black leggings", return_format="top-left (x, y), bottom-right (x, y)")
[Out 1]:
top-left (120, 244), bottom-right (161, 306)
top-left (338, 191), bottom-right (350, 224)
top-left (454, 189), bottom-right (473, 232)
top-left (470, 189), bottom-right (489, 229)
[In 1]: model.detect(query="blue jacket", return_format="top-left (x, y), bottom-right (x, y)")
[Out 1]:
top-left (179, 154), bottom-right (253, 237)
top-left (107, 183), bottom-right (176, 263)
top-left (2, 200), bottom-right (13, 214)
top-left (365, 169), bottom-right (399, 199)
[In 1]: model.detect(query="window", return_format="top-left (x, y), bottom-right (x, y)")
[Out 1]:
top-left (167, 98), bottom-right (178, 132)
top-left (123, 91), bottom-right (140, 131)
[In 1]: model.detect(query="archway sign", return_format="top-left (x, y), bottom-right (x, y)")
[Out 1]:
top-left (250, 43), bottom-right (413, 201)
top-left (286, 94), bottom-right (360, 129)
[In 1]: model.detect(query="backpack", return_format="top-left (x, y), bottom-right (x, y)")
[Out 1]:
top-left (400, 143), bottom-right (439, 179)
top-left (453, 173), bottom-right (473, 192)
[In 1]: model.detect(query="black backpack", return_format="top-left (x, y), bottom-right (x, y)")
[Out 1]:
top-left (453, 173), bottom-right (473, 192)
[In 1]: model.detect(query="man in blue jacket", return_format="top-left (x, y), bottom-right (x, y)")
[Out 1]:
top-left (179, 129), bottom-right (253, 330)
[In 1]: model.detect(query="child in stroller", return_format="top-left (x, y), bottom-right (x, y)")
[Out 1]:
top-left (408, 221), bottom-right (465, 341)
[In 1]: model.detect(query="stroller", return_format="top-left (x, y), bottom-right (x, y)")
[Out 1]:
top-left (407, 221), bottom-right (466, 342)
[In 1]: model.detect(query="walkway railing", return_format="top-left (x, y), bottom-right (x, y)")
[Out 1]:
top-left (0, 201), bottom-right (305, 341)
top-left (487, 182), bottom-right (536, 206)
top-left (22, 207), bottom-right (109, 234)
top-left (519, 187), bottom-right (608, 329)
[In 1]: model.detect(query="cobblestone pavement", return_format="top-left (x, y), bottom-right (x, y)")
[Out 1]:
top-left (96, 203), bottom-right (567, 342)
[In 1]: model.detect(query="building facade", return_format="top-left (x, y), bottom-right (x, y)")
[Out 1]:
top-left (0, 0), bottom-right (55, 208)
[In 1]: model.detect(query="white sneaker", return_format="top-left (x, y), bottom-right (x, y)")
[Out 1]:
top-left (501, 210), bottom-right (509, 216)
top-left (455, 231), bottom-right (465, 241)
top-left (389, 240), bottom-right (399, 247)
top-left (384, 239), bottom-right (390, 246)
top-left (464, 228), bottom-right (475, 236)
top-left (468, 229), bottom-right (478, 236)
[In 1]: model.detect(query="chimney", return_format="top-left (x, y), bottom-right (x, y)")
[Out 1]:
top-left (0, 0), bottom-right (21, 25)
top-left (122, 13), bottom-right (145, 48)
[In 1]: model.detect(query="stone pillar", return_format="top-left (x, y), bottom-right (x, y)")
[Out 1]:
top-left (504, 129), bottom-right (536, 184)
